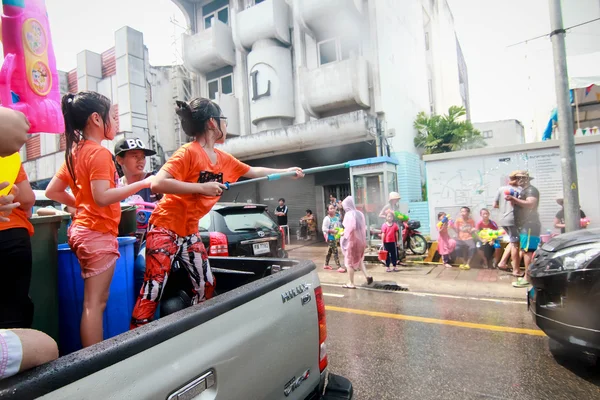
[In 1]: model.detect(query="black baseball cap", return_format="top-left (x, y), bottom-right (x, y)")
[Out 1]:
top-left (114, 138), bottom-right (156, 157)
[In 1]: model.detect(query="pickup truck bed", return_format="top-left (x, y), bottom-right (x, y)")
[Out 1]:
top-left (0, 258), bottom-right (352, 400)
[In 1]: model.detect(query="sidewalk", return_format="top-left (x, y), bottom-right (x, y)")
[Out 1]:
top-left (286, 241), bottom-right (529, 300)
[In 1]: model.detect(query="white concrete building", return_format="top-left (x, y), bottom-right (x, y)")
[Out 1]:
top-left (474, 119), bottom-right (525, 148)
top-left (22, 27), bottom-right (191, 188)
top-left (172, 0), bottom-right (469, 228)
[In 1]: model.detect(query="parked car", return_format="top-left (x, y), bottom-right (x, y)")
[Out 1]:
top-left (200, 202), bottom-right (287, 259)
top-left (528, 228), bottom-right (600, 361)
top-left (0, 257), bottom-right (354, 399)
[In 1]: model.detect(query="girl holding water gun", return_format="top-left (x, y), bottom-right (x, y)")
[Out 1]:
top-left (130, 98), bottom-right (304, 328)
top-left (436, 212), bottom-right (456, 268)
top-left (45, 92), bottom-right (154, 348)
top-left (476, 208), bottom-right (502, 269)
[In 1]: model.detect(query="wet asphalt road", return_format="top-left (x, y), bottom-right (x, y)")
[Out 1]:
top-left (323, 285), bottom-right (600, 400)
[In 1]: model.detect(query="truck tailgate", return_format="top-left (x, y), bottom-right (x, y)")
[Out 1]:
top-left (1, 261), bottom-right (322, 400)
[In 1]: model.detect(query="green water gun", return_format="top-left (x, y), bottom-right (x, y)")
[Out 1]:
top-left (334, 227), bottom-right (344, 240)
top-left (394, 211), bottom-right (409, 222)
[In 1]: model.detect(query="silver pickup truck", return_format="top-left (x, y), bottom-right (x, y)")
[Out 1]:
top-left (0, 258), bottom-right (353, 400)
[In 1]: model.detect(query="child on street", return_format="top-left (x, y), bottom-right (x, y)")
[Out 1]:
top-left (437, 212), bottom-right (456, 268)
top-left (46, 92), bottom-right (153, 348)
top-left (453, 207), bottom-right (477, 270)
top-left (381, 211), bottom-right (400, 272)
top-left (476, 208), bottom-right (502, 269)
top-left (130, 98), bottom-right (304, 328)
top-left (322, 205), bottom-right (343, 272)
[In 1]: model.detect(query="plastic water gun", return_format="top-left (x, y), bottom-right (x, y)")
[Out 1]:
top-left (333, 227), bottom-right (344, 240)
top-left (437, 216), bottom-right (452, 230)
top-left (0, 0), bottom-right (64, 133)
top-left (580, 217), bottom-right (591, 228)
top-left (478, 228), bottom-right (505, 242)
top-left (504, 188), bottom-right (519, 197)
top-left (394, 211), bottom-right (409, 222)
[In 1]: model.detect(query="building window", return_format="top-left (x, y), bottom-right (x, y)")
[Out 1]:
top-left (204, 5), bottom-right (229, 29)
top-left (318, 37), bottom-right (359, 66)
top-left (208, 74), bottom-right (233, 100)
top-left (482, 130), bottom-right (493, 139)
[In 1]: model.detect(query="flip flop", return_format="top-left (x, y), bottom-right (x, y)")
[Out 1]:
top-left (512, 272), bottom-right (525, 277)
top-left (342, 284), bottom-right (356, 289)
top-left (512, 278), bottom-right (530, 288)
top-left (393, 268), bottom-right (400, 272)
top-left (386, 268), bottom-right (393, 273)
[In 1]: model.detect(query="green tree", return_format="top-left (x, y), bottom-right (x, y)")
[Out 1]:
top-left (413, 106), bottom-right (486, 154)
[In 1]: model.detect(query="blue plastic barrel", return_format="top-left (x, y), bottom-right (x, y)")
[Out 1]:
top-left (57, 237), bottom-right (136, 355)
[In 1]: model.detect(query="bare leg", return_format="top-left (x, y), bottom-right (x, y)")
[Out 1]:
top-left (13, 329), bottom-right (58, 373)
top-left (511, 244), bottom-right (521, 275)
top-left (523, 251), bottom-right (534, 275)
top-left (498, 243), bottom-right (512, 267)
top-left (347, 265), bottom-right (355, 287)
top-left (359, 260), bottom-right (369, 280)
top-left (81, 263), bottom-right (115, 347)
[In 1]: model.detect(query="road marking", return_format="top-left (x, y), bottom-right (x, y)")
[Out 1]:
top-left (321, 283), bottom-right (527, 304)
top-left (323, 293), bottom-right (344, 298)
top-left (325, 305), bottom-right (546, 337)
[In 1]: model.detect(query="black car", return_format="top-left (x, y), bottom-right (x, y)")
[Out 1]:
top-left (199, 202), bottom-right (287, 258)
top-left (528, 228), bottom-right (600, 359)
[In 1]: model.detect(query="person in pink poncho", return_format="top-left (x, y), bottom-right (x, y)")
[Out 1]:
top-left (340, 196), bottom-right (373, 289)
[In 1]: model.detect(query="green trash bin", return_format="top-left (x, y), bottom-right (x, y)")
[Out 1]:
top-left (29, 215), bottom-right (63, 344)
top-left (57, 214), bottom-right (71, 245)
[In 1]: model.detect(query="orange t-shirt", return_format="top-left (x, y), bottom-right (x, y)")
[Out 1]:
top-left (56, 141), bottom-right (121, 236)
top-left (0, 166), bottom-right (34, 236)
top-left (150, 142), bottom-right (251, 237)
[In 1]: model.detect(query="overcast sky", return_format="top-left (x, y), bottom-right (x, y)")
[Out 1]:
top-left (4, 0), bottom-right (600, 141)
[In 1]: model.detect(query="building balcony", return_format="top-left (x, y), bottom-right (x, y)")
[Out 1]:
top-left (235, 0), bottom-right (291, 50)
top-left (183, 19), bottom-right (235, 75)
top-left (300, 56), bottom-right (370, 117)
top-left (294, 0), bottom-right (363, 39)
top-left (213, 93), bottom-right (240, 137)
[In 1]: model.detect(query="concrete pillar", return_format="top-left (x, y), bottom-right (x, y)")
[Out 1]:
top-left (76, 50), bottom-right (102, 92)
top-left (115, 27), bottom-right (149, 145)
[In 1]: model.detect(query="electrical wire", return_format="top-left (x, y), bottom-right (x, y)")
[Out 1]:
top-left (507, 17), bottom-right (600, 48)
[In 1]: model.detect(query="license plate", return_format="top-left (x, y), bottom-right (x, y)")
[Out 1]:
top-left (253, 242), bottom-right (270, 255)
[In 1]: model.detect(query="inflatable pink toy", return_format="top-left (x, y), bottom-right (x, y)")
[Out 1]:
top-left (0, 0), bottom-right (64, 133)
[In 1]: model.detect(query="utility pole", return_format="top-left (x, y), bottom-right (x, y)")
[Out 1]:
top-left (549, 0), bottom-right (580, 232)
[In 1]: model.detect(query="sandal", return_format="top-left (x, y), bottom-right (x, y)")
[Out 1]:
top-left (386, 268), bottom-right (393, 273)
top-left (393, 267), bottom-right (400, 272)
top-left (512, 271), bottom-right (525, 277)
top-left (512, 277), bottom-right (530, 288)
top-left (367, 277), bottom-right (374, 285)
top-left (342, 284), bottom-right (356, 289)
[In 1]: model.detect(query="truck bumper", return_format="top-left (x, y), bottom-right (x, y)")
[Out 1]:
top-left (305, 372), bottom-right (353, 400)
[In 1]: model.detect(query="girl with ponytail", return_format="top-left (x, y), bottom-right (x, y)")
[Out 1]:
top-left (45, 92), bottom-right (153, 348)
top-left (130, 98), bottom-right (304, 328)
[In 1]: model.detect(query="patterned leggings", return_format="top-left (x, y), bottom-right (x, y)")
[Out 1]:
top-left (131, 226), bottom-right (215, 329)
top-left (325, 240), bottom-right (341, 268)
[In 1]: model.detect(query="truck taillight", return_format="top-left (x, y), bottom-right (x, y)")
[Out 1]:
top-left (314, 286), bottom-right (328, 372)
top-left (209, 232), bottom-right (228, 256)
top-left (279, 226), bottom-right (286, 250)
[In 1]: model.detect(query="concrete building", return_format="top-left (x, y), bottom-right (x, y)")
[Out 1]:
top-left (473, 120), bottom-right (525, 148)
top-left (173, 0), bottom-right (469, 231)
top-left (22, 27), bottom-right (191, 188)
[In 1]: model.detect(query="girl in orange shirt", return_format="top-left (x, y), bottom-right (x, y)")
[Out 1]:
top-left (130, 98), bottom-right (304, 328)
top-left (46, 92), bottom-right (153, 348)
top-left (0, 168), bottom-right (35, 328)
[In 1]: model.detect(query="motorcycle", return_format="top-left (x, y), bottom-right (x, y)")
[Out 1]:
top-left (402, 220), bottom-right (428, 255)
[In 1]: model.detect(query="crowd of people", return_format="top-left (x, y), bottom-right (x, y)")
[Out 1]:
top-left (0, 92), bottom-right (305, 380)
top-left (436, 170), bottom-right (540, 288)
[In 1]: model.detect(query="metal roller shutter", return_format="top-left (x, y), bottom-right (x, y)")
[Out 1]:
top-left (258, 175), bottom-right (317, 235)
